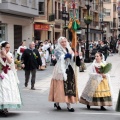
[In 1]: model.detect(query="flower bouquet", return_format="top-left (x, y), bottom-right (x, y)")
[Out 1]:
top-left (33, 52), bottom-right (38, 59)
top-left (99, 63), bottom-right (112, 74)
top-left (20, 48), bottom-right (25, 53)
top-left (14, 59), bottom-right (22, 70)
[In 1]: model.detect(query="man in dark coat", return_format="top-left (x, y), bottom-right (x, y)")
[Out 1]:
top-left (97, 40), bottom-right (110, 61)
top-left (21, 42), bottom-right (42, 90)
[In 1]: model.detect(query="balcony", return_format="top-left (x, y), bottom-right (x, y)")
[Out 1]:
top-left (0, 0), bottom-right (38, 17)
top-left (49, 14), bottom-right (55, 22)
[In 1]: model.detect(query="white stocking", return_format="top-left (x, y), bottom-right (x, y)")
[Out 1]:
top-left (66, 103), bottom-right (72, 109)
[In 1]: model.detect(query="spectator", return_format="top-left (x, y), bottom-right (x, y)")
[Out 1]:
top-left (21, 42), bottom-right (42, 90)
top-left (17, 41), bottom-right (27, 60)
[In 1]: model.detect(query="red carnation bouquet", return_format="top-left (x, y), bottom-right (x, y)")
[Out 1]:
top-left (20, 48), bottom-right (25, 53)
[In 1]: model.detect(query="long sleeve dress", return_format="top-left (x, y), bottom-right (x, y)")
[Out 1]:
top-left (79, 61), bottom-right (112, 106)
top-left (49, 48), bottom-right (78, 103)
top-left (0, 52), bottom-right (22, 110)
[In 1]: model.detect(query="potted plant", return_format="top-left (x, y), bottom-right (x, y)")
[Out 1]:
top-left (84, 15), bottom-right (92, 25)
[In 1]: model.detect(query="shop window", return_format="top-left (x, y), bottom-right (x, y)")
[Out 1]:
top-left (0, 24), bottom-right (6, 42)
top-left (34, 30), bottom-right (40, 40)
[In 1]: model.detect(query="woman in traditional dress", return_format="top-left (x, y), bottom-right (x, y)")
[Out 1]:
top-left (17, 41), bottom-right (27, 60)
top-left (79, 52), bottom-right (112, 110)
top-left (49, 36), bottom-right (78, 112)
top-left (0, 41), bottom-right (22, 116)
top-left (39, 48), bottom-right (46, 70)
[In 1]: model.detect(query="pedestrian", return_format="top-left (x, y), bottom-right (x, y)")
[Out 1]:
top-left (0, 41), bottom-right (22, 116)
top-left (38, 48), bottom-right (46, 70)
top-left (117, 40), bottom-right (120, 55)
top-left (97, 40), bottom-right (110, 61)
top-left (17, 41), bottom-right (27, 61)
top-left (21, 42), bottom-right (42, 90)
top-left (49, 36), bottom-right (79, 112)
top-left (79, 52), bottom-right (86, 72)
top-left (35, 40), bottom-right (40, 49)
top-left (79, 52), bottom-right (112, 110)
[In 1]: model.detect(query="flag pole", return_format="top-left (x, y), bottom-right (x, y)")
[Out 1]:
top-left (73, 0), bottom-right (78, 103)
top-left (67, 0), bottom-right (80, 102)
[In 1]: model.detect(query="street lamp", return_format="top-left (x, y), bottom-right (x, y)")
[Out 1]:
top-left (50, 24), bottom-right (55, 42)
top-left (62, 9), bottom-right (69, 37)
top-left (84, 0), bottom-right (93, 63)
top-left (101, 21), bottom-right (104, 40)
top-left (118, 25), bottom-right (120, 39)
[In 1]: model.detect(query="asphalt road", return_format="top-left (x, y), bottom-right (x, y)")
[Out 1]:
top-left (1, 55), bottom-right (120, 120)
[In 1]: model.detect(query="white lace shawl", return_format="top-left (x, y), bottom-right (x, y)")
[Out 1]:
top-left (81, 60), bottom-right (113, 102)
top-left (52, 36), bottom-right (74, 81)
top-left (0, 52), bottom-right (20, 84)
top-left (52, 47), bottom-right (74, 81)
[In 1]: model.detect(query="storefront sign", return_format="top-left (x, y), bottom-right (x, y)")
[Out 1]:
top-left (34, 24), bottom-right (49, 31)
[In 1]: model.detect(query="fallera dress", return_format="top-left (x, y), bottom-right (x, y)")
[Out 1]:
top-left (79, 61), bottom-right (112, 106)
top-left (0, 52), bottom-right (22, 110)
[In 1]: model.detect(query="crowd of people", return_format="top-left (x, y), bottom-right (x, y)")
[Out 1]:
top-left (0, 36), bottom-right (120, 116)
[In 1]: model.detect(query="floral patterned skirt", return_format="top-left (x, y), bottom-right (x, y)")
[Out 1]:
top-left (80, 78), bottom-right (112, 106)
top-left (48, 79), bottom-right (78, 103)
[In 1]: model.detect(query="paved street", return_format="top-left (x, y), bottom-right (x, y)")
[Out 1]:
top-left (1, 54), bottom-right (120, 120)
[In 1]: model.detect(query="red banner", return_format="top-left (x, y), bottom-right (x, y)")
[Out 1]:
top-left (34, 24), bottom-right (49, 31)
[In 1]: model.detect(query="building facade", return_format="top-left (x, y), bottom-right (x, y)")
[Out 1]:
top-left (103, 0), bottom-right (118, 41)
top-left (77, 0), bottom-right (101, 41)
top-left (34, 0), bottom-right (64, 42)
top-left (0, 0), bottom-right (39, 52)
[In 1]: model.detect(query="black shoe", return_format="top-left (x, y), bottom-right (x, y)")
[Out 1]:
top-left (87, 105), bottom-right (90, 109)
top-left (0, 109), bottom-right (8, 117)
top-left (25, 83), bottom-right (28, 87)
top-left (67, 107), bottom-right (74, 112)
top-left (31, 87), bottom-right (36, 90)
top-left (54, 103), bottom-right (61, 110)
top-left (101, 106), bottom-right (106, 110)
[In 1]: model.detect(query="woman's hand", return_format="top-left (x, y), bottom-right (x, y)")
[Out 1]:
top-left (69, 50), bottom-right (74, 55)
top-left (101, 74), bottom-right (106, 78)
top-left (21, 64), bottom-right (25, 68)
top-left (1, 47), bottom-right (7, 56)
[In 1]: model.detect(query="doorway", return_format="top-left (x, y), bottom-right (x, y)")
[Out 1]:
top-left (14, 25), bottom-right (22, 49)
